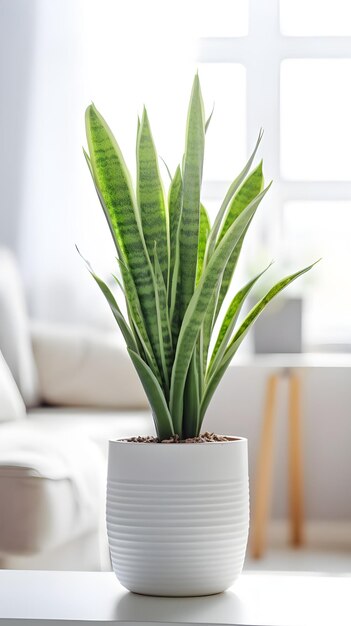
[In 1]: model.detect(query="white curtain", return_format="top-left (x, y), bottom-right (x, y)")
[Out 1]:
top-left (2, 0), bottom-right (198, 325)
top-left (18, 0), bottom-right (87, 323)
top-left (0, 0), bottom-right (36, 250)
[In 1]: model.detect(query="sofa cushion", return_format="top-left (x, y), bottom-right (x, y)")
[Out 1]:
top-left (0, 430), bottom-right (105, 555)
top-left (0, 351), bottom-right (26, 422)
top-left (25, 407), bottom-right (154, 456)
top-left (0, 249), bottom-right (39, 407)
top-left (31, 322), bottom-right (149, 410)
top-left (0, 407), bottom-right (153, 558)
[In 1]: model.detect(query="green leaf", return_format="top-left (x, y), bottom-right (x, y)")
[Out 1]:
top-left (127, 349), bottom-right (175, 440)
top-left (136, 116), bottom-right (141, 159)
top-left (83, 147), bottom-right (93, 176)
top-left (117, 260), bottom-right (161, 384)
top-left (85, 104), bottom-right (163, 383)
top-left (77, 249), bottom-right (138, 353)
top-left (200, 260), bottom-right (320, 422)
top-left (219, 161), bottom-right (264, 244)
top-left (112, 272), bottom-right (147, 361)
top-left (214, 161), bottom-right (265, 318)
top-left (205, 130), bottom-right (263, 264)
top-left (196, 204), bottom-right (210, 285)
top-left (195, 204), bottom-right (211, 386)
top-left (83, 147), bottom-right (125, 263)
top-left (179, 74), bottom-right (206, 316)
top-left (86, 104), bottom-right (139, 260)
top-left (159, 156), bottom-right (172, 181)
top-left (168, 166), bottom-right (182, 297)
top-left (207, 263), bottom-right (272, 378)
top-left (170, 264), bottom-right (181, 348)
top-left (137, 107), bottom-right (168, 284)
top-left (214, 232), bottom-right (246, 320)
top-left (168, 166), bottom-right (183, 346)
top-left (169, 184), bottom-right (270, 434)
top-left (205, 104), bottom-right (215, 133)
top-left (196, 329), bottom-right (205, 401)
top-left (93, 276), bottom-right (137, 350)
top-left (153, 243), bottom-right (173, 393)
top-left (182, 350), bottom-right (200, 438)
top-left (201, 285), bottom-right (220, 373)
top-left (202, 182), bottom-right (270, 374)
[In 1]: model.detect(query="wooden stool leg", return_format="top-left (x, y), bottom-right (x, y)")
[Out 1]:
top-left (250, 374), bottom-right (278, 559)
top-left (288, 373), bottom-right (304, 547)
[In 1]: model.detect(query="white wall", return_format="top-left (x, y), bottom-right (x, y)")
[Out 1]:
top-left (0, 0), bottom-right (36, 249)
top-left (205, 360), bottom-right (351, 522)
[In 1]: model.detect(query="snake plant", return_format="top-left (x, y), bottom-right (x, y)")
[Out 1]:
top-left (84, 74), bottom-right (316, 440)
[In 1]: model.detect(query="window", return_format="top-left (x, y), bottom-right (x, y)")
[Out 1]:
top-left (197, 0), bottom-right (351, 349)
top-left (280, 0), bottom-right (351, 37)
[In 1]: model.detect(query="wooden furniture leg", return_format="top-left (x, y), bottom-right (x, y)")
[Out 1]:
top-left (288, 373), bottom-right (304, 546)
top-left (250, 374), bottom-right (278, 559)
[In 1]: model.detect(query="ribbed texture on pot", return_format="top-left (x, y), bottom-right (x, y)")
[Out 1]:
top-left (106, 475), bottom-right (249, 596)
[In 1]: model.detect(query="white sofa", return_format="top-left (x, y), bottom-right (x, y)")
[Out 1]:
top-left (0, 249), bottom-right (154, 570)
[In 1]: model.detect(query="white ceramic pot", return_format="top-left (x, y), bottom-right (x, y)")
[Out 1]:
top-left (106, 438), bottom-right (249, 597)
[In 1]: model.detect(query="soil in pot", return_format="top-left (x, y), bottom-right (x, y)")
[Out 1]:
top-left (119, 432), bottom-right (239, 443)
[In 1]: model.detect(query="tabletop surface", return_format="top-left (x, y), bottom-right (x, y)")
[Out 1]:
top-left (0, 570), bottom-right (350, 626)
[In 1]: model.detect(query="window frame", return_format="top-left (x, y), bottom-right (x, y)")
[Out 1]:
top-left (197, 0), bottom-right (351, 222)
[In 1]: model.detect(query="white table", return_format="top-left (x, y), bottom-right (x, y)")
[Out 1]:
top-left (0, 570), bottom-right (350, 625)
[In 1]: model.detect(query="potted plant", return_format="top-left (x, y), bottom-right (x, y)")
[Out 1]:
top-left (83, 74), bottom-right (317, 597)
